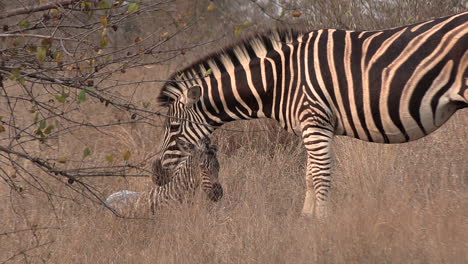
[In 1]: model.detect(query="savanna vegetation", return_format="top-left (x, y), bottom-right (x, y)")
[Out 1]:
top-left (1, 0), bottom-right (467, 263)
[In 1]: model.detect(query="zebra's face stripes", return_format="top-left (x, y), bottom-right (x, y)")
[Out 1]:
top-left (159, 85), bottom-right (214, 169)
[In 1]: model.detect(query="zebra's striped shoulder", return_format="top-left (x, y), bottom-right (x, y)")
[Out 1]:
top-left (157, 28), bottom-right (307, 106)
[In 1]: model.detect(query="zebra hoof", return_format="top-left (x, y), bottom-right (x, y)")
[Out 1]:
top-left (207, 183), bottom-right (223, 202)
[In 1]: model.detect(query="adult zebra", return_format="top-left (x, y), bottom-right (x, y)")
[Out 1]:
top-left (157, 12), bottom-right (468, 218)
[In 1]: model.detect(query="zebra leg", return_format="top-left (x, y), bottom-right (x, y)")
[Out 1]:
top-left (301, 126), bottom-right (334, 219)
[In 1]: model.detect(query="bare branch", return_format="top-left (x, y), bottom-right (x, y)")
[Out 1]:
top-left (0, 33), bottom-right (76, 41)
top-left (0, 0), bottom-right (80, 19)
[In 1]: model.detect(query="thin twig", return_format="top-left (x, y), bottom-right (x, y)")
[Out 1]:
top-left (0, 0), bottom-right (80, 19)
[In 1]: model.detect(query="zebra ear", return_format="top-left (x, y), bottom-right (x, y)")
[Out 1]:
top-left (208, 145), bottom-right (218, 153)
top-left (186, 85), bottom-right (201, 106)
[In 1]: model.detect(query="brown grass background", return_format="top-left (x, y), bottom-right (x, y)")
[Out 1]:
top-left (1, 1), bottom-right (468, 262)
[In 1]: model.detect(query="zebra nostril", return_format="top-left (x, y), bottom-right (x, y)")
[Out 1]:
top-left (208, 183), bottom-right (223, 202)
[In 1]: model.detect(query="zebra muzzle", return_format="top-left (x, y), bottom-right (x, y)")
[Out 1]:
top-left (207, 183), bottom-right (223, 202)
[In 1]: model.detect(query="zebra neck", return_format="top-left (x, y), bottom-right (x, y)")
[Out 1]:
top-left (201, 36), bottom-right (309, 134)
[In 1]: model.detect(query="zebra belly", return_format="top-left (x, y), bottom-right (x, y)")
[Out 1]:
top-left (380, 99), bottom-right (458, 144)
top-left (334, 94), bottom-right (458, 144)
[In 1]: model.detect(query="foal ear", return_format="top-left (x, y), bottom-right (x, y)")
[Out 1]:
top-left (208, 145), bottom-right (218, 153)
top-left (185, 85), bottom-right (202, 106)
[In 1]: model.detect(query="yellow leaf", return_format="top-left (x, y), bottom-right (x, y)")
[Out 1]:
top-left (127, 3), bottom-right (140, 14)
top-left (122, 150), bottom-right (131, 161)
top-left (36, 47), bottom-right (47, 62)
top-left (105, 155), bottom-right (114, 163)
top-left (207, 2), bottom-right (216, 11)
top-left (58, 157), bottom-right (67, 164)
top-left (292, 11), bottom-right (302, 18)
top-left (100, 16), bottom-right (108, 27)
top-left (0, 125), bottom-right (5, 133)
top-left (100, 36), bottom-right (109, 48)
top-left (44, 125), bottom-right (54, 134)
top-left (55, 51), bottom-right (63, 63)
top-left (160, 32), bottom-right (170, 40)
top-left (50, 9), bottom-right (59, 18)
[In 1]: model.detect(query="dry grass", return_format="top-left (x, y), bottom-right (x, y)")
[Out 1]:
top-left (1, 64), bottom-right (467, 263)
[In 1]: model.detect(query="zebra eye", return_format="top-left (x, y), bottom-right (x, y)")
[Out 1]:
top-left (170, 123), bottom-right (180, 132)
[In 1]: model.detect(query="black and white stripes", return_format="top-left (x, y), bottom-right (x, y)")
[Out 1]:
top-left (157, 12), bottom-right (468, 217)
top-left (150, 138), bottom-right (223, 213)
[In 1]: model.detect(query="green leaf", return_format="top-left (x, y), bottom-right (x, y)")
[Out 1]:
top-left (41, 38), bottom-right (52, 48)
top-left (19, 19), bottom-right (30, 29)
top-left (98, 0), bottom-right (111, 9)
top-left (78, 89), bottom-right (87, 103)
top-left (204, 68), bottom-right (213, 76)
top-left (17, 77), bottom-right (25, 85)
top-left (100, 36), bottom-right (109, 48)
top-left (55, 95), bottom-right (65, 103)
top-left (58, 157), bottom-right (67, 164)
top-left (33, 112), bottom-right (39, 123)
top-left (127, 3), bottom-right (140, 14)
top-left (44, 125), bottom-right (54, 134)
top-left (105, 154), bottom-right (114, 163)
top-left (9, 69), bottom-right (21, 80)
top-left (55, 91), bottom-right (69, 103)
top-left (39, 120), bottom-right (46, 130)
top-left (84, 86), bottom-right (96, 92)
top-left (83, 147), bottom-right (92, 158)
top-left (9, 68), bottom-right (25, 84)
top-left (234, 26), bottom-right (242, 37)
top-left (142, 101), bottom-right (150, 109)
top-left (81, 1), bottom-right (92, 11)
top-left (122, 150), bottom-right (131, 161)
top-left (36, 47), bottom-right (47, 63)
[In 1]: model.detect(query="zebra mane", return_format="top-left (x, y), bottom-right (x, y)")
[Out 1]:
top-left (157, 28), bottom-right (306, 106)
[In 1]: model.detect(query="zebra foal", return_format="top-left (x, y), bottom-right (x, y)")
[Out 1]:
top-left (105, 138), bottom-right (223, 216)
top-left (156, 12), bottom-right (467, 218)
top-left (149, 138), bottom-right (223, 213)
